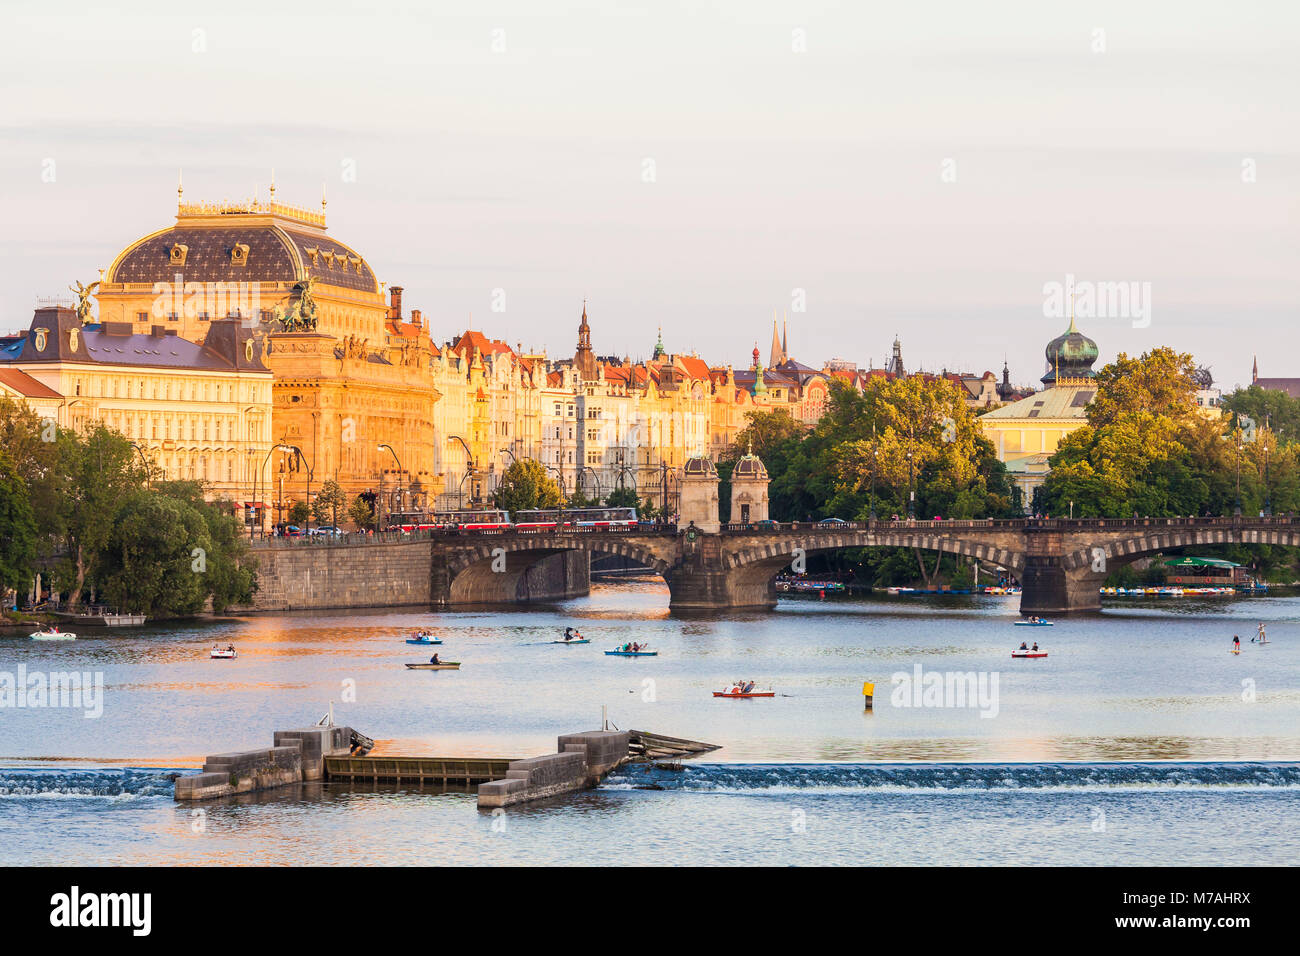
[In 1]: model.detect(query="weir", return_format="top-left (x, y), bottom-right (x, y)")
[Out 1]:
top-left (174, 722), bottom-right (717, 807)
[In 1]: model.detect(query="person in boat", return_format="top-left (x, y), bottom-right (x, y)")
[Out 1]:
top-left (430, 653), bottom-right (440, 664)
top-left (563, 626), bottom-right (575, 642)
top-left (1019, 642), bottom-right (1028, 650)
top-left (1031, 642), bottom-right (1039, 651)
top-left (743, 681), bottom-right (755, 693)
top-left (226, 644), bottom-right (234, 653)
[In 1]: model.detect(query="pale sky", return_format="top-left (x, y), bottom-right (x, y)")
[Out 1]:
top-left (2, 0), bottom-right (1297, 390)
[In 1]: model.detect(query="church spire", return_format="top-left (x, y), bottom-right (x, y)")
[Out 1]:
top-left (1253, 355), bottom-right (1259, 383)
top-left (769, 313), bottom-right (784, 368)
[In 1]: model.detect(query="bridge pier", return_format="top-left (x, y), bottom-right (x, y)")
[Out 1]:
top-left (1018, 558), bottom-right (1103, 615)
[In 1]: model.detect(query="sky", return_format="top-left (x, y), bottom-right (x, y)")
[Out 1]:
top-left (1, 0), bottom-right (1297, 391)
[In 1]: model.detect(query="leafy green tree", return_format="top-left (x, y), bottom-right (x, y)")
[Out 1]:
top-left (51, 425), bottom-right (149, 608)
top-left (0, 450), bottom-right (37, 597)
top-left (287, 500), bottom-right (310, 526)
top-left (605, 486), bottom-right (640, 509)
top-left (97, 489), bottom-right (211, 616)
top-left (492, 458), bottom-right (563, 513)
top-left (313, 478), bottom-right (347, 526)
top-left (348, 493), bottom-right (375, 531)
top-left (1222, 385), bottom-right (1300, 442)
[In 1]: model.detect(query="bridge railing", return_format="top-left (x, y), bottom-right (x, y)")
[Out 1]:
top-left (249, 523), bottom-right (681, 549)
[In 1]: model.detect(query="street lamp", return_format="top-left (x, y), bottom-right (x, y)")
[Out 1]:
top-left (1234, 416), bottom-right (1243, 517)
top-left (378, 443), bottom-right (404, 520)
top-left (1263, 413), bottom-right (1272, 516)
top-left (256, 443), bottom-right (295, 536)
top-left (868, 424), bottom-right (878, 522)
top-left (906, 448), bottom-right (915, 520)
top-left (448, 435), bottom-right (476, 510)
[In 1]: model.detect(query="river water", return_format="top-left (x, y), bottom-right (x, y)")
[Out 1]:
top-left (3, 581), bottom-right (1299, 865)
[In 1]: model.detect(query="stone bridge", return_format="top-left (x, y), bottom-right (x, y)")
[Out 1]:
top-left (249, 516), bottom-right (1300, 614)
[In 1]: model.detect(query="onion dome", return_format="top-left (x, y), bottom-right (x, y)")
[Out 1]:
top-left (1041, 315), bottom-right (1099, 386)
top-left (683, 455), bottom-right (718, 478)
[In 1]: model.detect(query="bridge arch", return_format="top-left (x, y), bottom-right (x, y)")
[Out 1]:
top-left (1061, 527), bottom-right (1300, 573)
top-left (718, 531), bottom-right (1026, 608)
top-left (439, 535), bottom-right (676, 605)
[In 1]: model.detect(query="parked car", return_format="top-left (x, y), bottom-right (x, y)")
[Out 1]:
top-left (754, 519), bottom-right (779, 530)
top-left (816, 517), bottom-right (848, 526)
top-left (311, 526), bottom-right (346, 537)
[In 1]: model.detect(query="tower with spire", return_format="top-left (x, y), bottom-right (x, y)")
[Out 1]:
top-left (886, 335), bottom-right (905, 377)
top-left (769, 313), bottom-right (787, 368)
top-left (574, 300), bottom-right (597, 379)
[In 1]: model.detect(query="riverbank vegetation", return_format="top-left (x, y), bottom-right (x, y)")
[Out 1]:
top-left (0, 397), bottom-right (257, 617)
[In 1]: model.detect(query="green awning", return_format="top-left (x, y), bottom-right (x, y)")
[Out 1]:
top-left (1163, 557), bottom-right (1240, 570)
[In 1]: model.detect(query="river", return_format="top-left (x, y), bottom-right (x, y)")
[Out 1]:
top-left (3, 581), bottom-right (1298, 865)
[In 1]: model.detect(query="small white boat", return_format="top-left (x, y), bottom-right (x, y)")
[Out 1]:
top-left (210, 647), bottom-right (237, 659)
top-left (30, 629), bottom-right (76, 641)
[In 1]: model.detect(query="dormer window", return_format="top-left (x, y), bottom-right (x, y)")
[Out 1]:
top-left (169, 243), bottom-right (188, 266)
top-left (230, 243), bottom-right (250, 267)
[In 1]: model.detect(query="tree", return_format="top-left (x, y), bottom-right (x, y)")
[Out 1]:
top-left (0, 450), bottom-right (37, 598)
top-left (348, 494), bottom-right (376, 531)
top-left (97, 489), bottom-right (211, 616)
top-left (605, 486), bottom-right (640, 509)
top-left (1221, 385), bottom-right (1300, 443)
top-left (51, 425), bottom-right (150, 608)
top-left (313, 478), bottom-right (346, 526)
top-left (287, 500), bottom-right (310, 526)
top-left (492, 459), bottom-right (562, 513)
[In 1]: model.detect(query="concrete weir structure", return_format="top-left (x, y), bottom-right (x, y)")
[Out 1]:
top-left (175, 725), bottom-right (359, 801)
top-left (477, 730), bottom-right (631, 808)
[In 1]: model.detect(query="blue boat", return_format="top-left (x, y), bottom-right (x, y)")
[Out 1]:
top-left (552, 639), bottom-right (590, 645)
top-left (405, 634), bottom-right (443, 645)
top-left (1013, 620), bottom-right (1053, 627)
top-left (605, 649), bottom-right (658, 657)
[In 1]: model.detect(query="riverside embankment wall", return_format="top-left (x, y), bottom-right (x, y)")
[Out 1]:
top-left (237, 538), bottom-right (588, 611)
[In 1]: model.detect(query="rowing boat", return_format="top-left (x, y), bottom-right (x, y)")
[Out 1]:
top-left (210, 649), bottom-right (237, 659)
top-left (405, 662), bottom-right (461, 670)
top-left (1014, 620), bottom-right (1053, 627)
top-left (551, 639), bottom-right (590, 645)
top-left (1011, 650), bottom-right (1048, 659)
top-left (605, 649), bottom-right (658, 657)
top-left (713, 690), bottom-right (775, 698)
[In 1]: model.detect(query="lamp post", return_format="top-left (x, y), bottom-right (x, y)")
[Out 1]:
top-left (128, 442), bottom-right (150, 484)
top-left (1263, 413), bottom-right (1272, 517)
top-left (378, 443), bottom-right (404, 519)
top-left (448, 436), bottom-right (476, 510)
top-left (868, 424), bottom-right (878, 522)
top-left (581, 466), bottom-right (603, 503)
top-left (257, 443), bottom-right (295, 536)
top-left (906, 448), bottom-right (915, 520)
top-left (1234, 416), bottom-right (1243, 517)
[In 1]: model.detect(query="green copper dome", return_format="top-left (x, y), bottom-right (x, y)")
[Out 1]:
top-left (1041, 316), bottom-right (1098, 386)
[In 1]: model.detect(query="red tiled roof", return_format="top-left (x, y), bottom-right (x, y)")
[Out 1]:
top-left (450, 329), bottom-right (514, 359)
top-left (0, 366), bottom-right (61, 399)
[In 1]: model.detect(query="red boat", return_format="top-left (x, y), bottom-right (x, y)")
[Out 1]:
top-left (713, 686), bottom-right (775, 698)
top-left (1011, 650), bottom-right (1048, 659)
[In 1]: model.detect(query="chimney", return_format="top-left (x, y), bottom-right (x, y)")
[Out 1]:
top-left (151, 325), bottom-right (167, 337)
top-left (411, 308), bottom-right (422, 327)
top-left (389, 286), bottom-right (403, 320)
